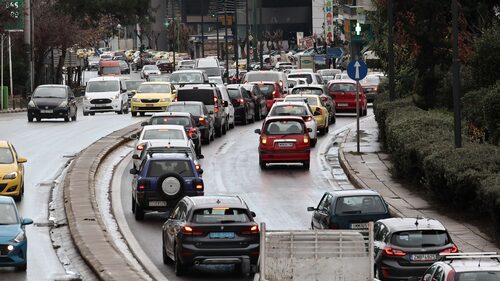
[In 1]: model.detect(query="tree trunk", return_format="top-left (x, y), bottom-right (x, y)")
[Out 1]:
top-left (56, 48), bottom-right (66, 85)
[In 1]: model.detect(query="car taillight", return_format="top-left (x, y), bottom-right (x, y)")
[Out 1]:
top-left (137, 180), bottom-right (148, 190)
top-left (214, 96), bottom-right (218, 103)
top-left (239, 98), bottom-right (244, 105)
top-left (330, 223), bottom-right (339, 229)
top-left (181, 226), bottom-right (203, 235)
top-left (272, 90), bottom-right (276, 98)
top-left (382, 247), bottom-right (407, 257)
top-left (304, 134), bottom-right (309, 144)
top-left (195, 182), bottom-right (204, 189)
top-left (279, 80), bottom-right (283, 89)
top-left (199, 116), bottom-right (207, 125)
top-left (241, 224), bottom-right (259, 234)
top-left (304, 116), bottom-right (312, 122)
top-left (261, 134), bottom-right (267, 144)
top-left (174, 97), bottom-right (178, 102)
top-left (214, 107), bottom-right (219, 113)
top-left (321, 96), bottom-right (328, 102)
top-left (440, 245), bottom-right (459, 254)
top-left (195, 164), bottom-right (201, 171)
top-left (136, 144), bottom-right (144, 151)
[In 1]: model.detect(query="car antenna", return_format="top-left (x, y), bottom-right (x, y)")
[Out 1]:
top-left (414, 215), bottom-right (420, 228)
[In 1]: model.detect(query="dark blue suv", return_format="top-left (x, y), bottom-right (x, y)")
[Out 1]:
top-left (130, 152), bottom-right (204, 220)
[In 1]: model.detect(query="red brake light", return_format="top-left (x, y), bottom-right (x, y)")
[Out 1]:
top-left (136, 144), bottom-right (144, 151)
top-left (241, 224), bottom-right (259, 234)
top-left (138, 185), bottom-right (145, 190)
top-left (321, 97), bottom-right (328, 102)
top-left (182, 225), bottom-right (203, 235)
top-left (188, 128), bottom-right (197, 138)
top-left (304, 116), bottom-right (312, 122)
top-left (214, 107), bottom-right (219, 113)
top-left (279, 80), bottom-right (283, 89)
top-left (329, 223), bottom-right (339, 229)
top-left (272, 90), bottom-right (276, 98)
top-left (383, 247), bottom-right (407, 257)
top-left (440, 245), bottom-right (459, 254)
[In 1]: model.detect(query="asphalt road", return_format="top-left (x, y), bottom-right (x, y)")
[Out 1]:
top-left (0, 71), bottom-right (146, 280)
top-left (117, 112), bottom-right (364, 280)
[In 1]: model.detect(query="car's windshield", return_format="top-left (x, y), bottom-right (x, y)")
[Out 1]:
top-left (456, 271), bottom-right (500, 281)
top-left (291, 88), bottom-right (324, 96)
top-left (285, 96), bottom-right (319, 106)
top-left (150, 116), bottom-right (191, 126)
top-left (147, 160), bottom-right (194, 177)
top-left (334, 195), bottom-right (387, 214)
top-left (265, 120), bottom-right (304, 135)
top-left (125, 81), bottom-right (143, 91)
top-left (167, 105), bottom-right (202, 116)
top-left (87, 81), bottom-right (119, 92)
top-left (227, 89), bottom-right (241, 99)
top-left (33, 87), bottom-right (66, 98)
top-left (329, 83), bottom-right (356, 92)
top-left (288, 74), bottom-right (313, 84)
top-left (170, 72), bottom-right (204, 84)
top-left (245, 72), bottom-right (281, 83)
top-left (391, 230), bottom-right (451, 247)
top-left (271, 105), bottom-right (308, 116)
top-left (0, 147), bottom-right (14, 164)
top-left (192, 208), bottom-right (251, 224)
top-left (0, 202), bottom-right (19, 224)
top-left (142, 128), bottom-right (185, 140)
top-left (208, 77), bottom-right (224, 85)
top-left (137, 84), bottom-right (171, 93)
top-left (143, 65), bottom-right (158, 71)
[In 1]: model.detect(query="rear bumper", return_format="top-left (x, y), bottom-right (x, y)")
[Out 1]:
top-left (378, 259), bottom-right (433, 280)
top-left (259, 150), bottom-right (310, 162)
top-left (135, 189), bottom-right (204, 211)
top-left (179, 243), bottom-right (259, 266)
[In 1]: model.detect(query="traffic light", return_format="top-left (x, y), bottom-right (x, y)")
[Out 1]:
top-left (210, 10), bottom-right (216, 18)
top-left (164, 18), bottom-right (172, 28)
top-left (355, 22), bottom-right (361, 35)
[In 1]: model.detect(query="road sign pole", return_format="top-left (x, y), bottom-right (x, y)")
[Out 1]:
top-left (356, 80), bottom-right (360, 153)
top-left (8, 32), bottom-right (14, 110)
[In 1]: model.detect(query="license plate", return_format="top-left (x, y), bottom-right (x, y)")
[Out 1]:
top-left (278, 143), bottom-right (293, 148)
top-left (148, 201), bottom-right (167, 207)
top-left (146, 104), bottom-right (154, 107)
top-left (40, 109), bottom-right (53, 113)
top-left (209, 232), bottom-right (235, 239)
top-left (410, 254), bottom-right (437, 261)
top-left (351, 223), bottom-right (369, 229)
top-left (338, 103), bottom-right (348, 107)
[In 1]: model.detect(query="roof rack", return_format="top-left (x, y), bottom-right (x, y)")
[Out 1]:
top-left (440, 252), bottom-right (500, 263)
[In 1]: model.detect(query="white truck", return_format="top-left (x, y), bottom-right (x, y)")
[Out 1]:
top-left (254, 223), bottom-right (377, 281)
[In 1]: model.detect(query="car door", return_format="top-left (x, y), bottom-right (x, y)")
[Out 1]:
top-left (165, 203), bottom-right (182, 256)
top-left (312, 193), bottom-right (333, 229)
top-left (373, 222), bottom-right (388, 258)
top-left (254, 87), bottom-right (267, 116)
top-left (10, 144), bottom-right (23, 179)
top-left (421, 264), bottom-right (438, 281)
top-left (242, 89), bottom-right (254, 118)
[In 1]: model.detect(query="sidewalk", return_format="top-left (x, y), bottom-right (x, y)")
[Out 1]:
top-left (0, 108), bottom-right (26, 113)
top-left (338, 115), bottom-right (499, 252)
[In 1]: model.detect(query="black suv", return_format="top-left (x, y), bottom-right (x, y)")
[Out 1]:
top-left (373, 217), bottom-right (458, 281)
top-left (129, 152), bottom-right (204, 220)
top-left (162, 195), bottom-right (260, 276)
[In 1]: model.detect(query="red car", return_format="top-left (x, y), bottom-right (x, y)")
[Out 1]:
top-left (251, 81), bottom-right (285, 111)
top-left (327, 80), bottom-right (368, 116)
top-left (254, 116), bottom-right (311, 170)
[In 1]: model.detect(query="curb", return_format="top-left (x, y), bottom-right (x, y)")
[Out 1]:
top-left (64, 123), bottom-right (147, 281)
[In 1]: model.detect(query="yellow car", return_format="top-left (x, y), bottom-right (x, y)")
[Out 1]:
top-left (130, 82), bottom-right (177, 117)
top-left (284, 94), bottom-right (330, 135)
top-left (0, 141), bottom-right (27, 201)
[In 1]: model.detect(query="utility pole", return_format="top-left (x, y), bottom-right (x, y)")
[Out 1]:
top-left (387, 0), bottom-right (395, 101)
top-left (171, 0), bottom-right (176, 68)
top-left (224, 0), bottom-right (229, 82)
top-left (235, 5), bottom-right (239, 78)
top-left (201, 0), bottom-right (205, 57)
top-left (246, 0), bottom-right (250, 71)
top-left (259, 0), bottom-right (263, 68)
top-left (452, 0), bottom-right (461, 148)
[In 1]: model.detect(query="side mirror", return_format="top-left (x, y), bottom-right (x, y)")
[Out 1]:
top-left (132, 154), bottom-right (140, 160)
top-left (131, 90), bottom-right (137, 95)
top-left (251, 211), bottom-right (256, 218)
top-left (254, 129), bottom-right (261, 134)
top-left (121, 88), bottom-right (127, 93)
top-left (223, 100), bottom-right (228, 107)
top-left (307, 128), bottom-right (313, 132)
top-left (22, 218), bottom-right (33, 225)
top-left (129, 168), bottom-right (138, 174)
top-left (197, 154), bottom-right (205, 159)
top-left (314, 110), bottom-right (321, 116)
top-left (140, 121), bottom-right (148, 126)
top-left (130, 133), bottom-right (138, 140)
top-left (307, 207), bottom-right (316, 212)
top-left (17, 157), bottom-right (27, 163)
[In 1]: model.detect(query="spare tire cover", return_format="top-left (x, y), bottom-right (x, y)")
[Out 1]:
top-left (162, 176), bottom-right (181, 196)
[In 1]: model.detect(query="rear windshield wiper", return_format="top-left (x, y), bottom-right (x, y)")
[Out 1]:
top-left (341, 210), bottom-right (362, 214)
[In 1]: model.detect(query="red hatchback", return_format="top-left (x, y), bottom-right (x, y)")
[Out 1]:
top-left (255, 116), bottom-right (311, 170)
top-left (251, 81), bottom-right (285, 111)
top-left (327, 80), bottom-right (368, 116)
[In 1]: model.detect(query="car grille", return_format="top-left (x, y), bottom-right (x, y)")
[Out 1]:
top-left (140, 99), bottom-right (159, 103)
top-left (90, 106), bottom-right (113, 110)
top-left (37, 105), bottom-right (58, 110)
top-left (0, 183), bottom-right (7, 191)
top-left (0, 245), bottom-right (11, 256)
top-left (90, 99), bottom-right (112, 104)
top-left (136, 107), bottom-right (165, 111)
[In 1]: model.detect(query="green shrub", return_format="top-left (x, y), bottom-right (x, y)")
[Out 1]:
top-left (479, 174), bottom-right (500, 234)
top-left (373, 94), bottom-right (414, 145)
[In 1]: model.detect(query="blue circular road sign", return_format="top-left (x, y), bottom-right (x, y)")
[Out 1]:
top-left (347, 60), bottom-right (368, 81)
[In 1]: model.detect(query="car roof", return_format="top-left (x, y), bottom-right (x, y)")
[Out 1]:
top-left (36, 84), bottom-right (67, 89)
top-left (124, 79), bottom-right (145, 82)
top-left (330, 189), bottom-right (383, 197)
top-left (443, 259), bottom-right (500, 273)
top-left (288, 72), bottom-right (314, 75)
top-left (285, 94), bottom-right (320, 100)
top-left (292, 85), bottom-right (324, 90)
top-left (0, 140), bottom-right (9, 148)
top-left (173, 70), bottom-right (205, 74)
top-left (148, 152), bottom-right (193, 161)
top-left (142, 124), bottom-right (185, 131)
top-left (273, 101), bottom-right (309, 107)
top-left (330, 79), bottom-right (356, 84)
top-left (144, 139), bottom-right (192, 148)
top-left (169, 101), bottom-right (204, 106)
top-left (249, 81), bottom-right (277, 85)
top-left (377, 217), bottom-right (447, 232)
top-left (141, 81), bottom-right (171, 85)
top-left (186, 195), bottom-right (247, 209)
top-left (264, 116), bottom-right (305, 123)
top-left (0, 195), bottom-right (15, 204)
top-left (151, 112), bottom-right (192, 118)
top-left (178, 84), bottom-right (216, 90)
top-left (88, 76), bottom-right (122, 82)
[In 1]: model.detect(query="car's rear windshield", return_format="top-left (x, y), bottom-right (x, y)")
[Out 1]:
top-left (150, 116), bottom-right (191, 126)
top-left (256, 84), bottom-right (275, 99)
top-left (177, 89), bottom-right (215, 105)
top-left (288, 74), bottom-right (313, 84)
top-left (0, 148), bottom-right (14, 164)
top-left (137, 84), bottom-right (171, 93)
top-left (0, 202), bottom-right (19, 224)
top-left (285, 96), bottom-right (319, 106)
top-left (391, 230), bottom-right (451, 248)
top-left (245, 72), bottom-right (281, 83)
top-left (142, 128), bottom-right (185, 140)
top-left (148, 76), bottom-right (171, 82)
top-left (456, 271), bottom-right (500, 281)
top-left (87, 81), bottom-right (119, 92)
top-left (270, 105), bottom-right (308, 116)
top-left (291, 88), bottom-right (324, 96)
top-left (265, 120), bottom-right (304, 135)
top-left (329, 83), bottom-right (356, 92)
top-left (227, 89), bottom-right (242, 99)
top-left (147, 160), bottom-right (194, 177)
top-left (192, 208), bottom-right (251, 224)
top-left (334, 195), bottom-right (387, 214)
top-left (125, 81), bottom-right (143, 91)
top-left (102, 67), bottom-right (121, 75)
top-left (170, 72), bottom-right (204, 84)
top-left (167, 104), bottom-right (202, 116)
top-left (361, 76), bottom-right (381, 85)
top-left (33, 87), bottom-right (67, 98)
top-left (197, 67), bottom-right (221, 77)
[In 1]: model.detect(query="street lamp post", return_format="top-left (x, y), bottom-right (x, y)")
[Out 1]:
top-left (225, 0), bottom-right (229, 82)
top-left (246, 0), bottom-right (250, 71)
top-left (201, 0), bottom-right (205, 58)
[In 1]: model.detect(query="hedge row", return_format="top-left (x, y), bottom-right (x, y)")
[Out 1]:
top-left (374, 95), bottom-right (500, 234)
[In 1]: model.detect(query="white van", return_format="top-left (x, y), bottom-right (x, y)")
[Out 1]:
top-left (243, 71), bottom-right (289, 94)
top-left (83, 77), bottom-right (129, 116)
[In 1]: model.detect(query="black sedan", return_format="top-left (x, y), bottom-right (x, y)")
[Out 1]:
top-left (162, 195), bottom-right (260, 276)
top-left (27, 85), bottom-right (78, 122)
top-left (227, 84), bottom-right (256, 125)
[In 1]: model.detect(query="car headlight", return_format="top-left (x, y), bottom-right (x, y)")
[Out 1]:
top-left (84, 96), bottom-right (91, 100)
top-left (3, 171), bottom-right (17, 180)
top-left (28, 100), bottom-right (36, 108)
top-left (112, 94), bottom-right (120, 99)
top-left (11, 231), bottom-right (25, 243)
top-left (57, 100), bottom-right (68, 108)
top-left (132, 98), bottom-right (140, 102)
top-left (159, 98), bottom-right (169, 102)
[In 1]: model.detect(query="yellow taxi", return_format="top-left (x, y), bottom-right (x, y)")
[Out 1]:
top-left (284, 94), bottom-right (330, 135)
top-left (0, 141), bottom-right (27, 201)
top-left (130, 82), bottom-right (177, 117)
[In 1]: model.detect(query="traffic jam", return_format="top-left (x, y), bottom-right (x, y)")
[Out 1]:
top-left (1, 50), bottom-right (498, 280)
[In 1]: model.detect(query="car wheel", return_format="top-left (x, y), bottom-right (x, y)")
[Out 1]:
top-left (64, 115), bottom-right (70, 122)
top-left (259, 161), bottom-right (267, 170)
top-left (331, 114), bottom-right (336, 124)
top-left (254, 106), bottom-right (261, 121)
top-left (131, 111), bottom-right (137, 117)
top-left (303, 160), bottom-right (310, 170)
top-left (134, 201), bottom-right (145, 221)
top-left (222, 119), bottom-right (228, 135)
top-left (174, 247), bottom-right (185, 276)
top-left (229, 120), bottom-right (235, 129)
top-left (83, 111), bottom-right (89, 116)
top-left (90, 112), bottom-right (95, 116)
top-left (249, 112), bottom-right (255, 123)
top-left (140, 112), bottom-right (145, 117)
top-left (202, 132), bottom-right (210, 145)
top-left (242, 112), bottom-right (248, 125)
top-left (36, 117), bottom-right (41, 122)
top-left (16, 263), bottom-right (27, 271)
top-left (131, 196), bottom-right (136, 213)
top-left (28, 116), bottom-right (33, 122)
top-left (210, 128), bottom-right (215, 141)
top-left (310, 138), bottom-right (317, 147)
top-left (123, 106), bottom-right (129, 114)
top-left (215, 124), bottom-right (223, 137)
top-left (375, 266), bottom-right (386, 281)
top-left (325, 124), bottom-right (329, 133)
